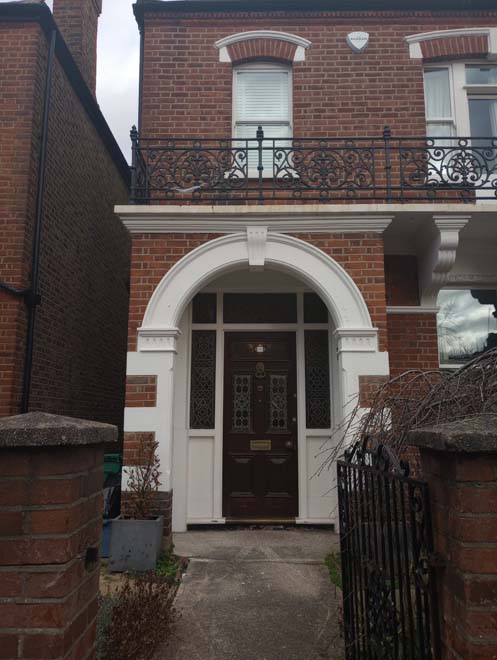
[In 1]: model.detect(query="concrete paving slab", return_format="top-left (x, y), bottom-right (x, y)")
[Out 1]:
top-left (159, 529), bottom-right (344, 660)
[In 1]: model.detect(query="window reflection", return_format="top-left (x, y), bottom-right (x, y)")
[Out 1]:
top-left (437, 289), bottom-right (497, 366)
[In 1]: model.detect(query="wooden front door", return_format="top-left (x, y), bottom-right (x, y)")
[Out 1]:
top-left (223, 332), bottom-right (298, 520)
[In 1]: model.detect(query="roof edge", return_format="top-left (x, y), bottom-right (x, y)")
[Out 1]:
top-left (0, 1), bottom-right (130, 184)
top-left (133, 0), bottom-right (497, 26)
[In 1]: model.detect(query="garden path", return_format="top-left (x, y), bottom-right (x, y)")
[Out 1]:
top-left (160, 528), bottom-right (343, 660)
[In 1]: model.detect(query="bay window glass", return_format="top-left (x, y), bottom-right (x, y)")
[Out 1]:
top-left (424, 68), bottom-right (454, 138)
top-left (437, 289), bottom-right (497, 367)
top-left (466, 65), bottom-right (497, 85)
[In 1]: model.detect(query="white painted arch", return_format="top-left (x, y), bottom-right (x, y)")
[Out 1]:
top-left (139, 232), bottom-right (375, 349)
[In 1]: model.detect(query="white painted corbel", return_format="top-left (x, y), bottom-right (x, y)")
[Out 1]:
top-left (137, 327), bottom-right (181, 353)
top-left (418, 215), bottom-right (471, 306)
top-left (246, 226), bottom-right (267, 271)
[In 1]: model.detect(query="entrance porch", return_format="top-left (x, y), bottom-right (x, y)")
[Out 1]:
top-left (122, 231), bottom-right (389, 533)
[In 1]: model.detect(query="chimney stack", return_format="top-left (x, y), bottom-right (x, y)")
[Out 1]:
top-left (52, 0), bottom-right (103, 93)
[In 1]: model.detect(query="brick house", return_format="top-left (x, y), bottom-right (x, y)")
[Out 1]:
top-left (0, 1), bottom-right (131, 433)
top-left (116, 0), bottom-right (497, 534)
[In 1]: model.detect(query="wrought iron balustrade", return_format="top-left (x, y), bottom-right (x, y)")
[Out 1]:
top-left (129, 125), bottom-right (497, 204)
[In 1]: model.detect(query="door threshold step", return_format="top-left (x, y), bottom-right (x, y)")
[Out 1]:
top-left (226, 518), bottom-right (296, 525)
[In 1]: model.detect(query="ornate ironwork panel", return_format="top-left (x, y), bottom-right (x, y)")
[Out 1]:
top-left (190, 331), bottom-right (216, 429)
top-left (129, 127), bottom-right (497, 204)
top-left (232, 374), bottom-right (252, 433)
top-left (269, 374), bottom-right (288, 431)
top-left (337, 444), bottom-right (441, 660)
top-left (304, 331), bottom-right (331, 429)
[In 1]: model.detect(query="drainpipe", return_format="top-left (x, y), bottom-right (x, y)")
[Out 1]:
top-left (19, 29), bottom-right (57, 413)
top-left (137, 22), bottom-right (144, 133)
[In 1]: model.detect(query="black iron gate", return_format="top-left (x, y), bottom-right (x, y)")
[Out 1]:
top-left (337, 443), bottom-right (441, 660)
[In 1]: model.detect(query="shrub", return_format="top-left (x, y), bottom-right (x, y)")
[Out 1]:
top-left (101, 572), bottom-right (177, 660)
top-left (126, 437), bottom-right (161, 519)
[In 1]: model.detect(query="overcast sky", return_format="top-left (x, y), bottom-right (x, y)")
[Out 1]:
top-left (1, 0), bottom-right (140, 161)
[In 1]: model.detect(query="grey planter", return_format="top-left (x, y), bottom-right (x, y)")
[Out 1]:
top-left (108, 516), bottom-right (164, 572)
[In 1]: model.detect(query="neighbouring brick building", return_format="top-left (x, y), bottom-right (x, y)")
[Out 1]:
top-left (0, 1), bottom-right (131, 432)
top-left (115, 0), bottom-right (497, 534)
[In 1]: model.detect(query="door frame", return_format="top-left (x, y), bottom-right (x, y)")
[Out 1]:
top-left (184, 289), bottom-right (334, 526)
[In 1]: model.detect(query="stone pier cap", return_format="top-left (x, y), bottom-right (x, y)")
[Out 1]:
top-left (0, 411), bottom-right (117, 447)
top-left (407, 414), bottom-right (497, 453)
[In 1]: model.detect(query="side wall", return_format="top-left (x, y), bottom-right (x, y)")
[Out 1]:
top-left (0, 20), bottom-right (131, 434)
top-left (28, 53), bottom-right (131, 432)
top-left (0, 23), bottom-right (46, 418)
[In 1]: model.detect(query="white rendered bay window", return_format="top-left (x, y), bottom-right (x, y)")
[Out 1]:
top-left (424, 63), bottom-right (497, 138)
top-left (233, 63), bottom-right (292, 173)
top-left (423, 67), bottom-right (455, 139)
top-left (424, 63), bottom-right (497, 194)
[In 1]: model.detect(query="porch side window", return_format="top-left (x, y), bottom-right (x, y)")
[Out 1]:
top-left (304, 330), bottom-right (331, 429)
top-left (190, 331), bottom-right (216, 429)
top-left (233, 63), bottom-right (292, 171)
top-left (423, 67), bottom-right (455, 138)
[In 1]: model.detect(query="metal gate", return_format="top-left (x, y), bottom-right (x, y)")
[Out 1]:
top-left (337, 443), bottom-right (441, 660)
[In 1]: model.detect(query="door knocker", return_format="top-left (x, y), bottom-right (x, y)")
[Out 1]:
top-left (255, 362), bottom-right (265, 379)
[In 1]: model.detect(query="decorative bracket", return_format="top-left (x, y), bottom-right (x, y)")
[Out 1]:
top-left (333, 328), bottom-right (379, 353)
top-left (246, 226), bottom-right (268, 271)
top-left (418, 215), bottom-right (471, 306)
top-left (137, 327), bottom-right (181, 353)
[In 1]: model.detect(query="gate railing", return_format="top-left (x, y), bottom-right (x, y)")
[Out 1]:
top-left (129, 125), bottom-right (497, 204)
top-left (337, 443), bottom-right (441, 660)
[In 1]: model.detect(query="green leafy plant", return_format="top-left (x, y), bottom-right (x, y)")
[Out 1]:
top-left (325, 551), bottom-right (342, 590)
top-left (156, 547), bottom-right (181, 582)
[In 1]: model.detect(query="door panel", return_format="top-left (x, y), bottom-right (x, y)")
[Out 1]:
top-left (223, 332), bottom-right (298, 519)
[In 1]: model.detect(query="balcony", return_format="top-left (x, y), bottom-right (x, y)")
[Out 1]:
top-left (129, 126), bottom-right (497, 205)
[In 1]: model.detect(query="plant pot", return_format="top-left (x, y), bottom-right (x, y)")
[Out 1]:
top-left (108, 516), bottom-right (164, 572)
top-left (100, 518), bottom-right (115, 559)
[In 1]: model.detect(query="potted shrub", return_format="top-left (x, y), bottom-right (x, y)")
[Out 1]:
top-left (109, 437), bottom-right (164, 572)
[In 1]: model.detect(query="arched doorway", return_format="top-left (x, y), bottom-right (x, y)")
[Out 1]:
top-left (126, 232), bottom-right (389, 531)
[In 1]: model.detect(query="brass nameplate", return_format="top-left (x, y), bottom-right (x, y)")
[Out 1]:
top-left (251, 440), bottom-right (271, 451)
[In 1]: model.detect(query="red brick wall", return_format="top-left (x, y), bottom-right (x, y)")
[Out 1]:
top-left (0, 19), bottom-right (131, 435)
top-left (125, 376), bottom-right (157, 407)
top-left (0, 23), bottom-right (46, 419)
top-left (27, 52), bottom-right (130, 433)
top-left (128, 233), bottom-right (222, 351)
top-left (384, 255), bottom-right (420, 306)
top-left (53, 0), bottom-right (102, 93)
top-left (0, 440), bottom-right (105, 660)
top-left (294, 233), bottom-right (388, 352)
top-left (421, 33), bottom-right (489, 60)
top-left (140, 8), bottom-right (497, 140)
top-left (387, 312), bottom-right (439, 376)
top-left (418, 446), bottom-right (497, 660)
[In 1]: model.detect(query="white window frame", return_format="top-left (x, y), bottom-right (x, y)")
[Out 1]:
top-left (424, 62), bottom-right (497, 197)
top-left (232, 62), bottom-right (293, 177)
top-left (423, 65), bottom-right (457, 137)
top-left (232, 61), bottom-right (293, 139)
top-left (424, 61), bottom-right (497, 137)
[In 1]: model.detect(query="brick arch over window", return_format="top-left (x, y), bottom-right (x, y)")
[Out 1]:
top-left (406, 28), bottom-right (497, 61)
top-left (215, 30), bottom-right (312, 64)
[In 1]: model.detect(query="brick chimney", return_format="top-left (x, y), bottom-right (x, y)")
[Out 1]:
top-left (52, 0), bottom-right (103, 93)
